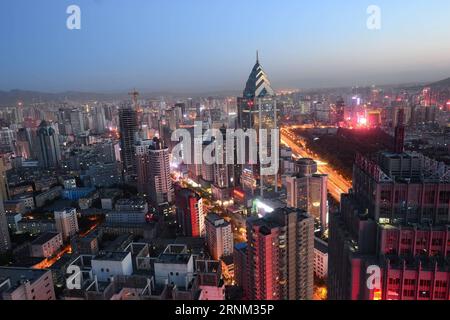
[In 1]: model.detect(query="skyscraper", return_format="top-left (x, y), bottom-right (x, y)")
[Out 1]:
top-left (135, 139), bottom-right (154, 197)
top-left (147, 137), bottom-right (174, 207)
top-left (238, 52), bottom-right (275, 130)
top-left (0, 158), bottom-right (9, 201)
top-left (69, 109), bottom-right (85, 135)
top-left (245, 207), bottom-right (314, 300)
top-left (93, 105), bottom-right (107, 134)
top-left (212, 126), bottom-right (236, 200)
top-left (205, 213), bottom-right (233, 260)
top-left (0, 192), bottom-right (11, 253)
top-left (200, 142), bottom-right (215, 184)
top-left (237, 52), bottom-right (279, 196)
top-left (0, 128), bottom-right (15, 153)
top-left (335, 97), bottom-right (345, 124)
top-left (16, 128), bottom-right (34, 159)
top-left (233, 243), bottom-right (248, 297)
top-left (37, 121), bottom-right (61, 169)
top-left (119, 103), bottom-right (138, 181)
top-left (286, 158), bottom-right (328, 230)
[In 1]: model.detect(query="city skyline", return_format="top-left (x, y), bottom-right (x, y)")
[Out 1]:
top-left (0, 0), bottom-right (449, 305)
top-left (2, 0), bottom-right (450, 92)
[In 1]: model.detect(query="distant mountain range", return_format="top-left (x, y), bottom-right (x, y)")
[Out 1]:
top-left (0, 90), bottom-right (124, 106)
top-left (427, 77), bottom-right (450, 89)
top-left (0, 89), bottom-right (242, 106)
top-left (0, 78), bottom-right (449, 106)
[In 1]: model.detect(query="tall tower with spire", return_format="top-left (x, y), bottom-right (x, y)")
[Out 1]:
top-left (237, 52), bottom-right (279, 197)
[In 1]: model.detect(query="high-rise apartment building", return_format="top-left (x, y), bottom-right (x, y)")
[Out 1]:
top-left (119, 104), bottom-right (138, 180)
top-left (0, 192), bottom-right (11, 253)
top-left (16, 128), bottom-right (34, 159)
top-left (0, 158), bottom-right (9, 201)
top-left (329, 111), bottom-right (450, 300)
top-left (54, 208), bottom-right (79, 240)
top-left (135, 139), bottom-right (154, 196)
top-left (233, 243), bottom-right (248, 297)
top-left (205, 213), bottom-right (233, 260)
top-left (176, 188), bottom-right (205, 237)
top-left (286, 158), bottom-right (328, 229)
top-left (245, 207), bottom-right (314, 300)
top-left (136, 138), bottom-right (174, 209)
top-left (69, 109), bottom-right (85, 135)
top-left (212, 126), bottom-right (236, 199)
top-left (93, 105), bottom-right (107, 134)
top-left (36, 121), bottom-right (61, 169)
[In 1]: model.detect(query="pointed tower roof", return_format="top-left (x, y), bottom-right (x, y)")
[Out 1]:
top-left (243, 52), bottom-right (275, 99)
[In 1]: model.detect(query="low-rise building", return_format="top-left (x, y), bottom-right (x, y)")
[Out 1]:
top-left (0, 267), bottom-right (55, 300)
top-left (6, 213), bottom-right (22, 232)
top-left (12, 194), bottom-right (35, 211)
top-left (4, 200), bottom-right (26, 215)
top-left (60, 176), bottom-right (77, 189)
top-left (154, 244), bottom-right (194, 288)
top-left (35, 186), bottom-right (62, 208)
top-left (61, 187), bottom-right (95, 201)
top-left (17, 219), bottom-right (56, 235)
top-left (76, 236), bottom-right (99, 255)
top-left (31, 232), bottom-right (63, 258)
top-left (91, 251), bottom-right (133, 282)
top-left (196, 260), bottom-right (225, 300)
top-left (105, 198), bottom-right (148, 225)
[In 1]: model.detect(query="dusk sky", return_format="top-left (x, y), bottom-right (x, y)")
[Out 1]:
top-left (1, 0), bottom-right (450, 93)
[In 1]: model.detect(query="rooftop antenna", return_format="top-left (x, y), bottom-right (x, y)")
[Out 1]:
top-left (256, 50), bottom-right (259, 63)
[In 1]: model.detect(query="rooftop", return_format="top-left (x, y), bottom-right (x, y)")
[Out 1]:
top-left (205, 213), bottom-right (229, 227)
top-left (314, 237), bottom-right (328, 254)
top-left (93, 251), bottom-right (130, 262)
top-left (157, 253), bottom-right (192, 265)
top-left (115, 198), bottom-right (146, 206)
top-left (31, 232), bottom-right (61, 246)
top-left (0, 267), bottom-right (50, 293)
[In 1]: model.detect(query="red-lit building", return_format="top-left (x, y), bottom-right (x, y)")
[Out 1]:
top-left (233, 242), bottom-right (248, 298)
top-left (176, 188), bottom-right (205, 237)
top-left (329, 150), bottom-right (450, 300)
top-left (245, 207), bottom-right (314, 300)
top-left (329, 109), bottom-right (450, 300)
